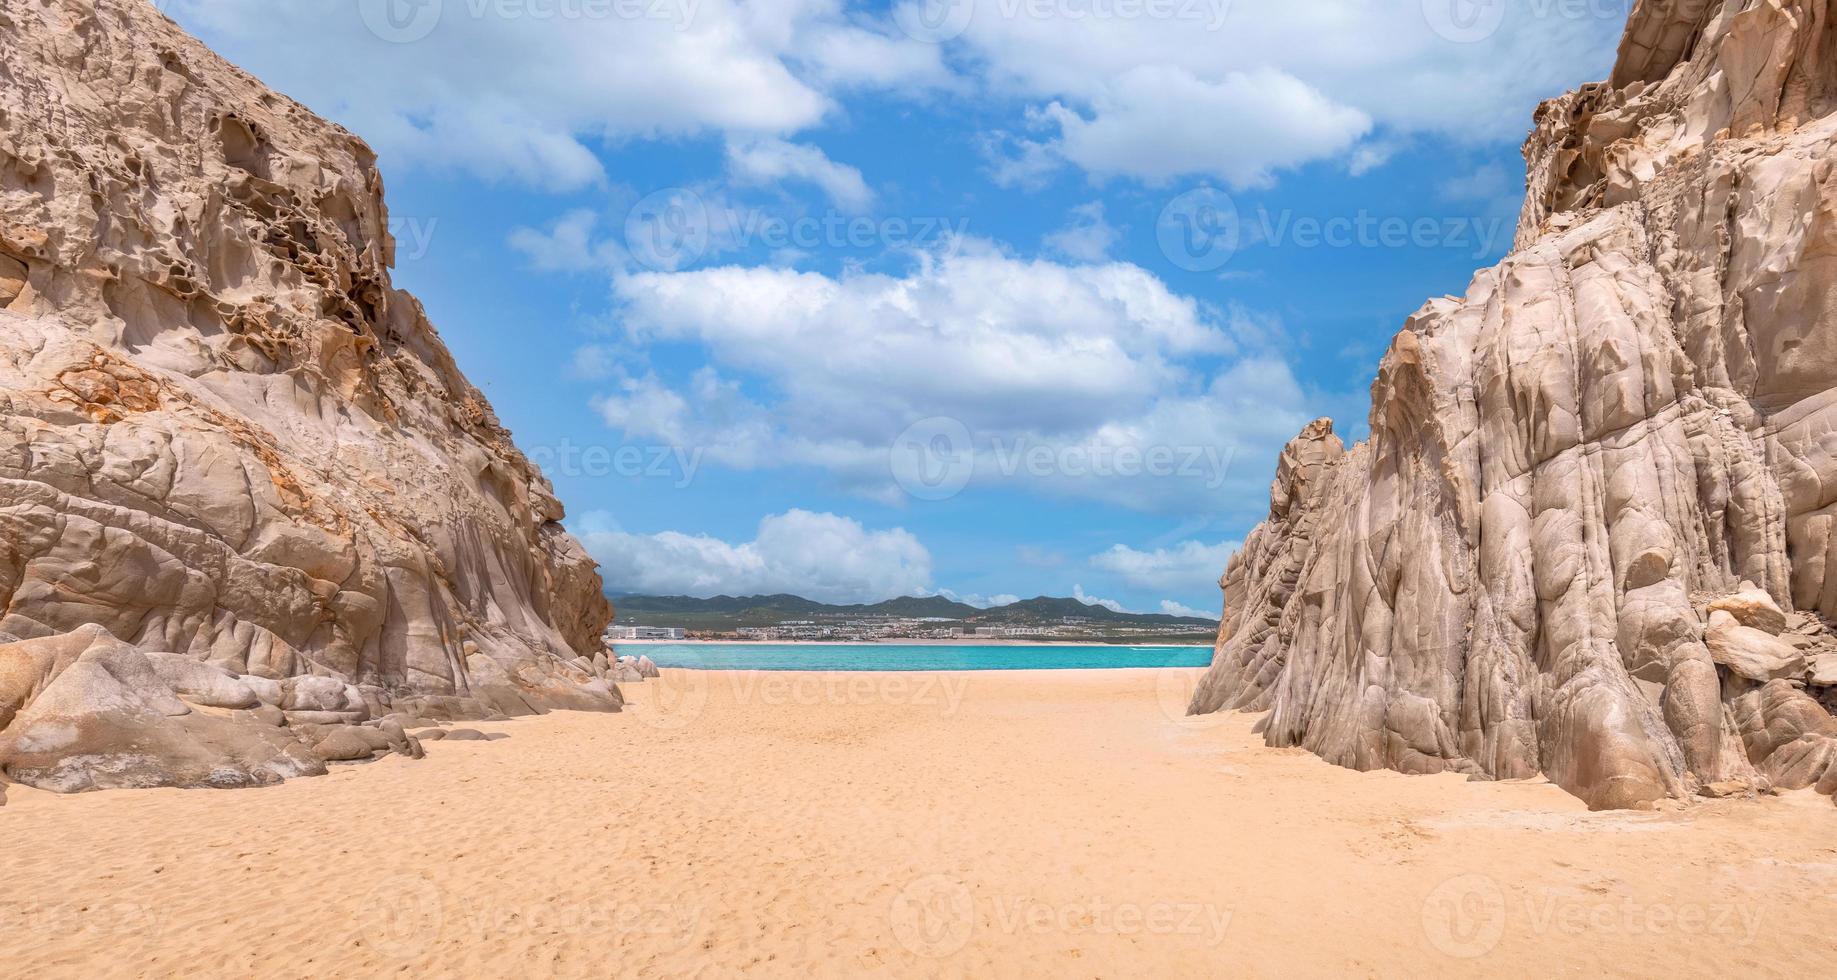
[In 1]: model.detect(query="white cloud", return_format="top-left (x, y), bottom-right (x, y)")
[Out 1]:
top-left (1071, 584), bottom-right (1126, 614)
top-left (1043, 201), bottom-right (1119, 262)
top-left (168, 0), bottom-right (943, 191)
top-left (577, 509), bottom-right (933, 604)
top-left (1091, 539), bottom-right (1241, 591)
top-left (726, 137), bottom-right (874, 211)
top-left (1035, 68), bottom-right (1371, 188)
top-left (508, 209), bottom-right (621, 272)
top-left (171, 0), bottom-right (1622, 194)
top-left (1159, 599), bottom-right (1217, 620)
top-left (585, 239), bottom-right (1320, 513)
top-left (929, 589), bottom-right (1021, 609)
top-left (961, 0), bottom-right (1621, 185)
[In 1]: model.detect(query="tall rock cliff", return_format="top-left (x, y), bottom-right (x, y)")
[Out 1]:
top-left (1192, 0), bottom-right (1837, 810)
top-left (0, 0), bottom-right (621, 795)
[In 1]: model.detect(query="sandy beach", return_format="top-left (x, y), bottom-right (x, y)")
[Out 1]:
top-left (3, 668), bottom-right (1834, 978)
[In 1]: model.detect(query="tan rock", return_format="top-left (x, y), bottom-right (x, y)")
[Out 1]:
top-left (636, 655), bottom-right (661, 679)
top-left (0, 0), bottom-right (624, 792)
top-left (1189, 0), bottom-right (1837, 809)
top-left (1706, 587), bottom-right (1789, 636)
top-left (1705, 612), bottom-right (1807, 683)
top-left (1810, 655), bottom-right (1837, 688)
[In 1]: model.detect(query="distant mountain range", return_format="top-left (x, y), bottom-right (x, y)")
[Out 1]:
top-left (607, 593), bottom-right (1219, 630)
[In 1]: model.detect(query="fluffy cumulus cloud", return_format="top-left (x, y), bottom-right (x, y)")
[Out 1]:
top-left (576, 509), bottom-right (933, 603)
top-left (1091, 539), bottom-right (1241, 591)
top-left (1035, 67), bottom-right (1371, 188)
top-left (963, 0), bottom-right (1623, 183)
top-left (1159, 599), bottom-right (1217, 619)
top-left (725, 137), bottom-right (874, 211)
top-left (585, 239), bottom-right (1319, 512)
top-left (171, 0), bottom-right (1622, 194)
top-left (168, 0), bottom-right (946, 190)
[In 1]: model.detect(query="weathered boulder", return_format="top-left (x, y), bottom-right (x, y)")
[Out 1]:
top-left (1190, 0), bottom-right (1837, 809)
top-left (146, 653), bottom-right (261, 710)
top-left (0, 626), bottom-right (328, 791)
top-left (1707, 586), bottom-right (1790, 636)
top-left (0, 0), bottom-right (627, 791)
top-left (636, 655), bottom-right (661, 679)
top-left (1706, 613), bottom-right (1807, 683)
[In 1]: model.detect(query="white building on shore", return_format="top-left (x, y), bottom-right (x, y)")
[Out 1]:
top-left (605, 626), bottom-right (685, 641)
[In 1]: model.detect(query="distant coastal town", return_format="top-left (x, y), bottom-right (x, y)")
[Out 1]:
top-left (608, 614), bottom-right (1218, 644)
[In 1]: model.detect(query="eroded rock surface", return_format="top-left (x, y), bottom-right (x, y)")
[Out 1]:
top-left (1192, 0), bottom-right (1837, 809)
top-left (0, 0), bottom-right (623, 792)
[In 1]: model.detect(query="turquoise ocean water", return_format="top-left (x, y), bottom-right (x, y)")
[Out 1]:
top-left (636, 643), bottom-right (1213, 672)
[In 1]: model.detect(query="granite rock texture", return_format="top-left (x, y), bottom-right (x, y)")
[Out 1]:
top-left (0, 0), bottom-right (622, 793)
top-left (1192, 0), bottom-right (1837, 809)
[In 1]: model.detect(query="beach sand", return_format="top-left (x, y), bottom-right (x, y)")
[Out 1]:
top-left (2, 668), bottom-right (1833, 978)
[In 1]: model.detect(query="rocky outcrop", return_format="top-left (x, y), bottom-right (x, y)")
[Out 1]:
top-left (0, 0), bottom-right (623, 794)
top-left (1192, 0), bottom-right (1837, 810)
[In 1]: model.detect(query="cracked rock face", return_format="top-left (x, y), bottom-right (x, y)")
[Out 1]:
top-left (0, 0), bottom-right (621, 793)
top-left (1191, 0), bottom-right (1837, 810)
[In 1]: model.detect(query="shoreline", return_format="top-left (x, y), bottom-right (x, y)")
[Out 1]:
top-left (611, 638), bottom-right (1216, 647)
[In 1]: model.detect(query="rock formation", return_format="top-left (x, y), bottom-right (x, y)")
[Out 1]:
top-left (1192, 0), bottom-right (1837, 810)
top-left (0, 0), bottom-right (624, 795)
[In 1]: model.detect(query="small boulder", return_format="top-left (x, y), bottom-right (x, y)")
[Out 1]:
top-left (636, 655), bottom-right (661, 679)
top-left (442, 729), bottom-right (488, 741)
top-left (1810, 654), bottom-right (1837, 688)
top-left (412, 729), bottom-right (448, 741)
top-left (1706, 611), bottom-right (1806, 682)
top-left (281, 676), bottom-right (352, 712)
top-left (305, 726), bottom-right (398, 763)
top-left (145, 653), bottom-right (260, 709)
top-left (1624, 547), bottom-right (1673, 590)
top-left (1707, 585), bottom-right (1789, 635)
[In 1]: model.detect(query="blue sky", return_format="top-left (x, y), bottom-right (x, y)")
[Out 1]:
top-left (167, 0), bottom-right (1627, 616)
